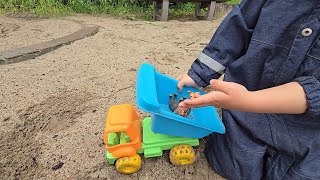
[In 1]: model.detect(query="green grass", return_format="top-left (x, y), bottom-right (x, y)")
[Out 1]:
top-left (0, 0), bottom-right (240, 19)
top-left (169, 3), bottom-right (195, 19)
top-left (227, 0), bottom-right (241, 5)
top-left (0, 0), bottom-right (153, 19)
top-left (0, 0), bottom-right (69, 16)
top-left (66, 0), bottom-right (154, 20)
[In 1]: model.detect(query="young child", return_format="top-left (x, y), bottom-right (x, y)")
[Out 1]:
top-left (177, 0), bottom-right (320, 179)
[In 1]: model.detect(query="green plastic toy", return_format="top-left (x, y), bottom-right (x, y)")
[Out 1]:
top-left (106, 117), bottom-right (199, 164)
top-left (104, 104), bottom-right (199, 174)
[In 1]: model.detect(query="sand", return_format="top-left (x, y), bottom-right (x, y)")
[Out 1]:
top-left (0, 14), bottom-right (225, 179)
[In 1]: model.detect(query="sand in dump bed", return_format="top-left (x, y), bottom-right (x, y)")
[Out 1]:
top-left (0, 14), bottom-right (226, 179)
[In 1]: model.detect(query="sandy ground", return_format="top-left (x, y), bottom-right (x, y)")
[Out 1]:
top-left (0, 17), bottom-right (82, 51)
top-left (0, 14), bottom-right (225, 179)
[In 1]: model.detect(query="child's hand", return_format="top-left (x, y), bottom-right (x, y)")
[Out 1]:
top-left (177, 74), bottom-right (200, 91)
top-left (179, 79), bottom-right (250, 110)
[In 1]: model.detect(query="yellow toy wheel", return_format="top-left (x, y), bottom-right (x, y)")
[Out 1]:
top-left (169, 144), bottom-right (195, 165)
top-left (115, 154), bottom-right (141, 174)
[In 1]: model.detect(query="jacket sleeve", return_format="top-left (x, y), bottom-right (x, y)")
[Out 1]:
top-left (294, 76), bottom-right (320, 116)
top-left (188, 0), bottom-right (267, 87)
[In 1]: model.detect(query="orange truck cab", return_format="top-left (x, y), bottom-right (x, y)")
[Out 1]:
top-left (103, 104), bottom-right (142, 158)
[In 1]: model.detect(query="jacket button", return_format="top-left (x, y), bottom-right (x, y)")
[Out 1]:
top-left (301, 28), bottom-right (312, 37)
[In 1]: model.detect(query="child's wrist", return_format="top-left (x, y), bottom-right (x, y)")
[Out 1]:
top-left (242, 91), bottom-right (258, 112)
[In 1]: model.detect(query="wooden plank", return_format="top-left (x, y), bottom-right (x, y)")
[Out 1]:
top-left (0, 26), bottom-right (99, 65)
top-left (153, 1), bottom-right (159, 20)
top-left (196, 1), bottom-right (216, 20)
top-left (207, 1), bottom-right (216, 20)
top-left (161, 0), bottom-right (169, 21)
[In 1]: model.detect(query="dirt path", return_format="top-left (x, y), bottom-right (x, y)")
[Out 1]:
top-left (0, 14), bottom-right (225, 179)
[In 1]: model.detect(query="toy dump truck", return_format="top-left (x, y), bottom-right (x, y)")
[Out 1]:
top-left (104, 104), bottom-right (199, 174)
top-left (104, 64), bottom-right (225, 174)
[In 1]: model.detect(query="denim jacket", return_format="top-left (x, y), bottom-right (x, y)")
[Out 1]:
top-left (188, 0), bottom-right (320, 179)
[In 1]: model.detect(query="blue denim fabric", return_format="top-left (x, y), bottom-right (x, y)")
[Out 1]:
top-left (188, 0), bottom-right (320, 179)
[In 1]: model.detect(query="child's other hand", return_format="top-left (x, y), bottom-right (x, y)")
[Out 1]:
top-left (179, 79), bottom-right (250, 110)
top-left (177, 74), bottom-right (199, 91)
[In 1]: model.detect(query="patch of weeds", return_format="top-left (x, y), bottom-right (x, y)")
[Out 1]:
top-left (0, 0), bottom-right (238, 20)
top-left (170, 2), bottom-right (195, 19)
top-left (226, 0), bottom-right (241, 5)
top-left (0, 0), bottom-right (70, 16)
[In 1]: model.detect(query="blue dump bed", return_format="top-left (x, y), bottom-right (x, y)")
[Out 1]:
top-left (136, 63), bottom-right (225, 138)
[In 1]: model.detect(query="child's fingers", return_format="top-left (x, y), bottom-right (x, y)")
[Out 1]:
top-left (176, 75), bottom-right (183, 80)
top-left (179, 94), bottom-right (214, 108)
top-left (177, 80), bottom-right (185, 92)
top-left (210, 79), bottom-right (232, 94)
top-left (179, 91), bottom-right (228, 108)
